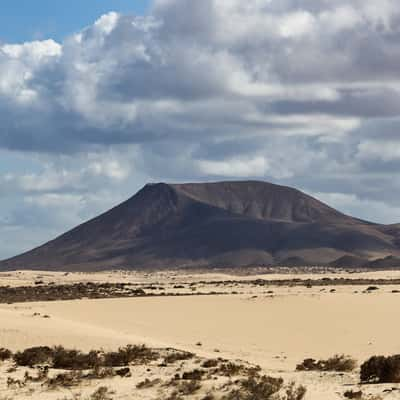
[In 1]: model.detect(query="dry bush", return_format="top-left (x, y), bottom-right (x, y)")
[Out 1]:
top-left (218, 362), bottom-right (246, 377)
top-left (0, 348), bottom-right (12, 361)
top-left (14, 346), bottom-right (53, 367)
top-left (164, 350), bottom-right (194, 364)
top-left (115, 367), bottom-right (130, 377)
top-left (7, 377), bottom-right (25, 389)
top-left (14, 344), bottom-right (157, 369)
top-left (52, 346), bottom-right (100, 369)
top-left (88, 386), bottom-right (114, 400)
top-left (179, 380), bottom-right (202, 395)
top-left (24, 366), bottom-right (49, 382)
top-left (181, 369), bottom-right (204, 380)
top-left (46, 371), bottom-right (83, 388)
top-left (202, 359), bottom-right (219, 368)
top-left (222, 375), bottom-right (306, 400)
top-left (89, 366), bottom-right (116, 379)
top-left (136, 378), bottom-right (161, 389)
top-left (103, 345), bottom-right (158, 366)
top-left (360, 355), bottom-right (400, 383)
top-left (344, 390), bottom-right (363, 399)
top-left (296, 355), bottom-right (356, 372)
top-left (222, 375), bottom-right (283, 400)
top-left (201, 394), bottom-right (216, 400)
top-left (285, 382), bottom-right (307, 400)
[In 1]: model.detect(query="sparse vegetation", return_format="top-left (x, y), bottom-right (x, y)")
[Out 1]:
top-left (0, 342), bottom-right (310, 400)
top-left (296, 355), bottom-right (357, 372)
top-left (181, 369), bottom-right (205, 380)
top-left (222, 374), bottom-right (306, 400)
top-left (89, 386), bottom-right (114, 400)
top-left (46, 370), bottom-right (83, 388)
top-left (201, 359), bottom-right (219, 368)
top-left (164, 350), bottom-right (194, 364)
top-left (13, 344), bottom-right (158, 369)
top-left (344, 390), bottom-right (363, 399)
top-left (137, 378), bottom-right (161, 389)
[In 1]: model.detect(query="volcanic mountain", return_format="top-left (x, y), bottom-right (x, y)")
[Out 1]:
top-left (1, 181), bottom-right (400, 271)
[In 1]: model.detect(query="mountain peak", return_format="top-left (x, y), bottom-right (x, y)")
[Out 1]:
top-left (1, 180), bottom-right (399, 271)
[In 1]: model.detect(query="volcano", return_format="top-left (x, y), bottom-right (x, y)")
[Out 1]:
top-left (1, 181), bottom-right (400, 270)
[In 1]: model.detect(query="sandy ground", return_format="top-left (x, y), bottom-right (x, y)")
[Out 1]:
top-left (0, 270), bottom-right (400, 399)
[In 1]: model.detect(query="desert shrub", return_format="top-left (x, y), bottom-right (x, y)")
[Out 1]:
top-left (176, 380), bottom-right (202, 395)
top-left (103, 345), bottom-right (158, 366)
top-left (164, 350), bottom-right (194, 364)
top-left (344, 390), bottom-right (363, 399)
top-left (163, 380), bottom-right (201, 400)
top-left (52, 346), bottom-right (100, 369)
top-left (136, 378), bottom-right (161, 389)
top-left (223, 375), bottom-right (306, 400)
top-left (115, 367), bottom-right (130, 377)
top-left (296, 355), bottom-right (356, 372)
top-left (0, 348), bottom-right (12, 361)
top-left (180, 380), bottom-right (202, 395)
top-left (202, 395), bottom-right (216, 400)
top-left (285, 382), bottom-right (307, 400)
top-left (217, 362), bottom-right (261, 378)
top-left (322, 355), bottom-right (357, 371)
top-left (242, 375), bottom-right (284, 398)
top-left (222, 375), bottom-right (283, 400)
top-left (202, 359), bottom-right (219, 368)
top-left (7, 377), bottom-right (25, 388)
top-left (14, 344), bottom-right (158, 369)
top-left (218, 362), bottom-right (246, 377)
top-left (89, 366), bottom-right (116, 379)
top-left (181, 369), bottom-right (204, 380)
top-left (24, 366), bottom-right (49, 382)
top-left (46, 371), bottom-right (83, 388)
top-left (360, 355), bottom-right (400, 383)
top-left (89, 386), bottom-right (114, 400)
top-left (14, 346), bottom-right (53, 367)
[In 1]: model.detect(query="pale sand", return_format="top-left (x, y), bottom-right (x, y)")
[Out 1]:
top-left (0, 270), bottom-right (400, 399)
top-left (1, 292), bottom-right (399, 369)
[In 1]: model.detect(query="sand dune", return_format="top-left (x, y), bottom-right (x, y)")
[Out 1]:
top-left (0, 270), bottom-right (400, 399)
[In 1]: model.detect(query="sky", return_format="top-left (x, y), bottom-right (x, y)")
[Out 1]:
top-left (0, 0), bottom-right (150, 42)
top-left (1, 0), bottom-right (400, 259)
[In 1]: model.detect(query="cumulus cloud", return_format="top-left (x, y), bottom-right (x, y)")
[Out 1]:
top-left (1, 0), bottom-right (400, 257)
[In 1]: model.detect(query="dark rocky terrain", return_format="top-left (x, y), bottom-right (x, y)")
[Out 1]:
top-left (1, 181), bottom-right (400, 271)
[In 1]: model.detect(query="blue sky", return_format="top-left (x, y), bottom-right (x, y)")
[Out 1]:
top-left (0, 0), bottom-right (150, 42)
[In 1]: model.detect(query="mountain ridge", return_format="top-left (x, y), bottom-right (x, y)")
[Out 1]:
top-left (1, 180), bottom-right (399, 271)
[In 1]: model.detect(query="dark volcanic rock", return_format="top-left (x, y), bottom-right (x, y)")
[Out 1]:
top-left (367, 256), bottom-right (400, 269)
top-left (328, 255), bottom-right (370, 268)
top-left (1, 181), bottom-right (399, 271)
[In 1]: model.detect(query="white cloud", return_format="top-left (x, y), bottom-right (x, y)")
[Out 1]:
top-left (2, 0), bottom-right (400, 258)
top-left (94, 12), bottom-right (120, 34)
top-left (198, 156), bottom-right (269, 178)
top-left (357, 140), bottom-right (400, 162)
top-left (313, 191), bottom-right (400, 224)
top-left (278, 11), bottom-right (315, 38)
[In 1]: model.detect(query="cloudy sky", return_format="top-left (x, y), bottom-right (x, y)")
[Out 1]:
top-left (1, 0), bottom-right (400, 259)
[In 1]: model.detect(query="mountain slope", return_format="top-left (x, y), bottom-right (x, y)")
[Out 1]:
top-left (1, 181), bottom-right (400, 271)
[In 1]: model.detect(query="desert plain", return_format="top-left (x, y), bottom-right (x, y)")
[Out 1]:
top-left (0, 269), bottom-right (399, 399)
